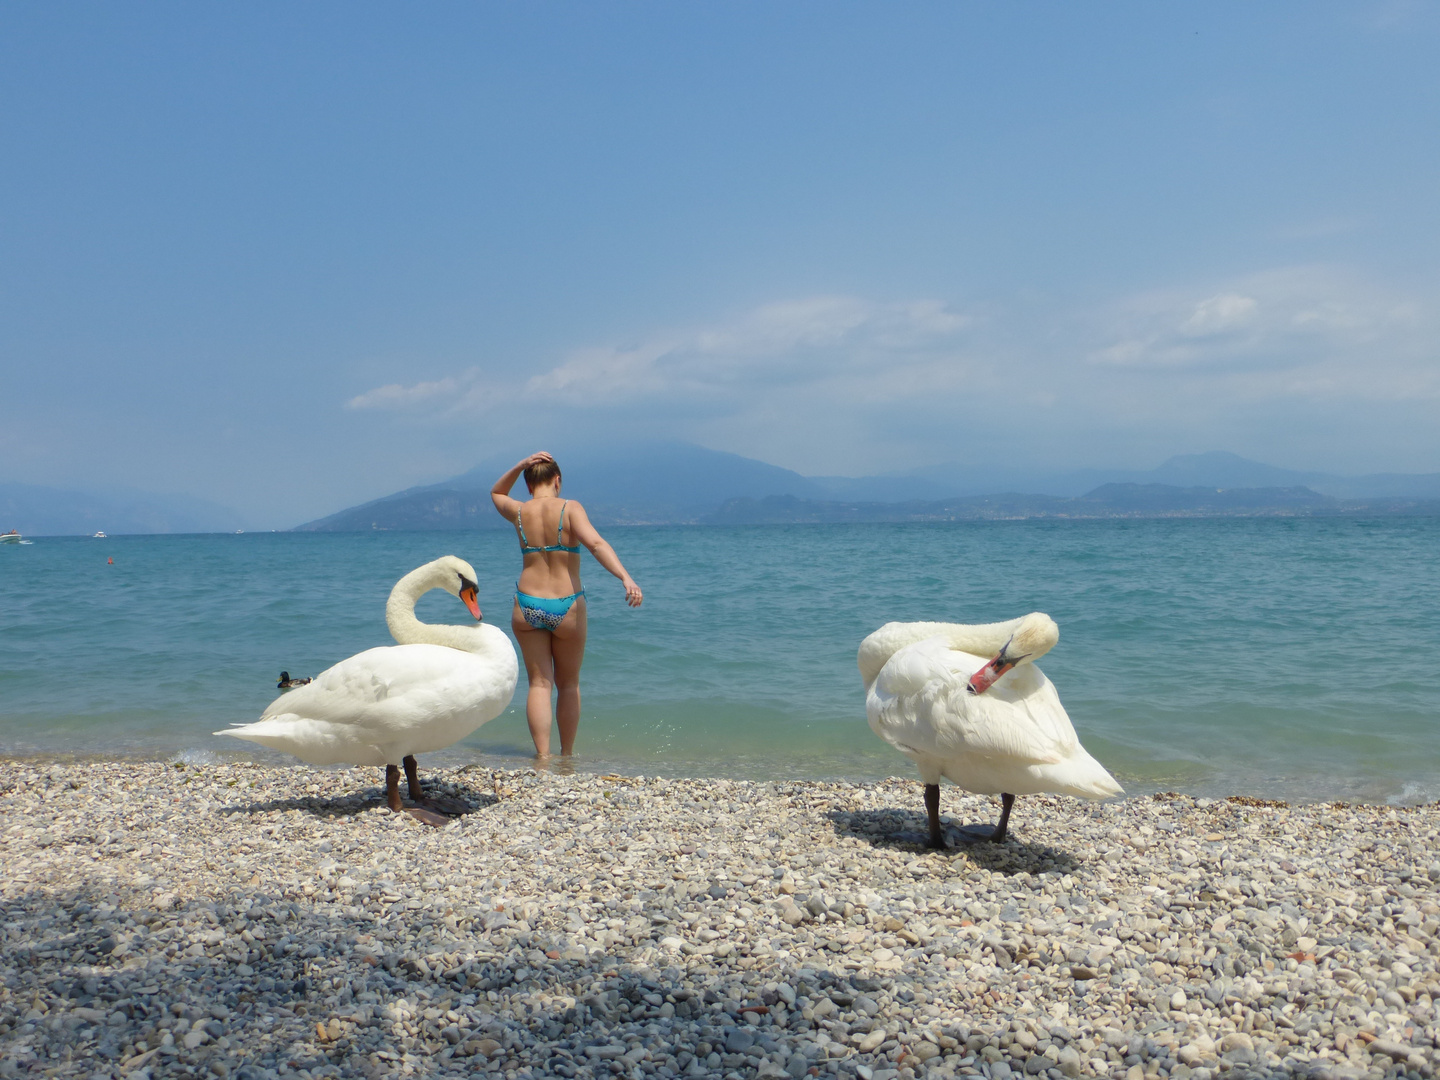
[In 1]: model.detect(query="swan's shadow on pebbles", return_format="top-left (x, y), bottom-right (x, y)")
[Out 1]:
top-left (824, 807), bottom-right (1080, 875)
top-left (220, 779), bottom-right (501, 821)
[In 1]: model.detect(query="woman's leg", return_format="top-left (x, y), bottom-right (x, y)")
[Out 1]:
top-left (512, 602), bottom-right (557, 756)
top-left (549, 598), bottom-right (588, 756)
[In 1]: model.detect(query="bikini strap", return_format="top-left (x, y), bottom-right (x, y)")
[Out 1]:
top-left (557, 501), bottom-right (568, 545)
top-left (515, 506), bottom-right (531, 549)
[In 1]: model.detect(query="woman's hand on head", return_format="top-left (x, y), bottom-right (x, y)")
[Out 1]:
top-left (524, 451), bottom-right (555, 468)
top-left (623, 579), bottom-right (643, 608)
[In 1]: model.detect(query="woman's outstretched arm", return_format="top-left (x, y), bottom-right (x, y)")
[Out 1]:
top-left (490, 451), bottom-right (553, 519)
top-left (565, 501), bottom-right (642, 607)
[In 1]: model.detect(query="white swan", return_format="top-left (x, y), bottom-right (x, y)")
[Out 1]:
top-left (859, 612), bottom-right (1121, 846)
top-left (217, 556), bottom-right (518, 824)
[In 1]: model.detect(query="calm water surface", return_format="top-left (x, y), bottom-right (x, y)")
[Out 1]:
top-left (2, 519), bottom-right (1437, 803)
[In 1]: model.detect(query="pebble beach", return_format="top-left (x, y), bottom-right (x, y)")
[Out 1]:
top-left (3, 761), bottom-right (1438, 1080)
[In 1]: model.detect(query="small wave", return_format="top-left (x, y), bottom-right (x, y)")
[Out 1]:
top-left (1388, 780), bottom-right (1438, 807)
top-left (173, 748), bottom-right (224, 766)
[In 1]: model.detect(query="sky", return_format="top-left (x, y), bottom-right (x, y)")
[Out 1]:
top-left (2, 2), bottom-right (1438, 529)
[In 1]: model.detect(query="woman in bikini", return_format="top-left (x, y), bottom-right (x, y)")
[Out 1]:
top-left (491, 451), bottom-right (643, 758)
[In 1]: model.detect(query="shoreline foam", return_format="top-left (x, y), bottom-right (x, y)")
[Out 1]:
top-left (2, 761), bottom-right (1437, 1079)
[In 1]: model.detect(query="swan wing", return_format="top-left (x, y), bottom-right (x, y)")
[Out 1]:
top-left (867, 637), bottom-right (1077, 766)
top-left (217, 641), bottom-right (518, 765)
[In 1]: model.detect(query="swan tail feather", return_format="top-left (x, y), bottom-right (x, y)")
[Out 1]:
top-left (213, 717), bottom-right (389, 767)
top-left (1041, 747), bottom-right (1124, 800)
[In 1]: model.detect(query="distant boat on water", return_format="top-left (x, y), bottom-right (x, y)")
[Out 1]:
top-left (92, 531), bottom-right (107, 538)
top-left (1, 529), bottom-right (23, 545)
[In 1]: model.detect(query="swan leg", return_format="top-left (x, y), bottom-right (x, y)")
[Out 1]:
top-left (924, 784), bottom-right (947, 849)
top-left (385, 761), bottom-right (449, 826)
top-left (403, 755), bottom-right (424, 801)
top-left (993, 792), bottom-right (1015, 843)
top-left (402, 753), bottom-right (470, 821)
top-left (957, 792), bottom-right (1016, 843)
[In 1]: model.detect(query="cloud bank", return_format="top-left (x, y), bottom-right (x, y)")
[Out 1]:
top-left (347, 266), bottom-right (1439, 476)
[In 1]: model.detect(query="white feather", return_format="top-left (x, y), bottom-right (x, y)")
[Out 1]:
top-left (216, 556), bottom-right (518, 766)
top-left (860, 613), bottom-right (1121, 799)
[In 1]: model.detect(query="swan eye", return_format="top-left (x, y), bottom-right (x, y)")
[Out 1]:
top-left (460, 576), bottom-right (477, 594)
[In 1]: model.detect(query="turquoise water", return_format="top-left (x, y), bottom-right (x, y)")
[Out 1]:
top-left (2, 519), bottom-right (1438, 803)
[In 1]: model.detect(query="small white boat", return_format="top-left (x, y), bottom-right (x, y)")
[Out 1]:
top-left (93, 531), bottom-right (107, 538)
top-left (1, 530), bottom-right (22, 545)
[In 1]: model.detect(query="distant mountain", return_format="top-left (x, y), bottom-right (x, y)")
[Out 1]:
top-left (295, 442), bottom-right (829, 531)
top-left (294, 443), bottom-right (1440, 531)
top-left (705, 483), bottom-right (1440, 524)
top-left (0, 482), bottom-right (247, 535)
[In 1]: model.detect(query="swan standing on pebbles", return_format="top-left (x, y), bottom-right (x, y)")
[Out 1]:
top-left (217, 556), bottom-right (518, 826)
top-left (859, 612), bottom-right (1121, 847)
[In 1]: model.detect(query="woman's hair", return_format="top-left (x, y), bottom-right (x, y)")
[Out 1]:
top-left (524, 458), bottom-right (562, 492)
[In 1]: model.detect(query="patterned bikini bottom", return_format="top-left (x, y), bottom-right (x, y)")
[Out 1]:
top-left (515, 588), bottom-right (585, 631)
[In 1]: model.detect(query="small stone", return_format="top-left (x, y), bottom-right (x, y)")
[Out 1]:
top-left (726, 1029), bottom-right (756, 1054)
top-left (859, 1029), bottom-right (887, 1053)
top-left (1366, 1040), bottom-right (1411, 1062)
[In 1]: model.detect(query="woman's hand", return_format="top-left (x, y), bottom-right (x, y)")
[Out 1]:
top-left (522, 451), bottom-right (555, 469)
top-left (622, 578), bottom-right (643, 607)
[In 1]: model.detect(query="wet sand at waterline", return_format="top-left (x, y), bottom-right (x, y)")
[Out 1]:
top-left (3, 760), bottom-right (1438, 1080)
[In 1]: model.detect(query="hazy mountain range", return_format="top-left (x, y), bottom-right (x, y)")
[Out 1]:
top-left (7, 446), bottom-right (1439, 535)
top-left (295, 445), bottom-right (1440, 531)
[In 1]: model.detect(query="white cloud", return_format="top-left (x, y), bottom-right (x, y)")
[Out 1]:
top-left (349, 295), bottom-right (977, 419)
top-left (1088, 266), bottom-right (1435, 400)
top-left (1178, 293), bottom-right (1258, 338)
top-left (346, 376), bottom-right (461, 410)
top-left (342, 268), bottom-right (1440, 477)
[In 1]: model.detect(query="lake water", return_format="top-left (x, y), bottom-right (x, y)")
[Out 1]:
top-left (2, 519), bottom-right (1437, 804)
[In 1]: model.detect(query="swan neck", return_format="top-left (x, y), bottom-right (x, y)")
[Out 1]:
top-left (386, 566), bottom-right (483, 651)
top-left (858, 616), bottom-right (1035, 688)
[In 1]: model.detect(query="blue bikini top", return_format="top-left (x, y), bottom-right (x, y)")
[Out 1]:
top-left (517, 500), bottom-right (581, 555)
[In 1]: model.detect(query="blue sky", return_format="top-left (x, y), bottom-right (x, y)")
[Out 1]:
top-left (2, 2), bottom-right (1437, 527)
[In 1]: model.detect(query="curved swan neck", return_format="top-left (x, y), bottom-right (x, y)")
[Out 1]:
top-left (858, 615), bottom-right (1041, 688)
top-left (385, 564), bottom-right (485, 652)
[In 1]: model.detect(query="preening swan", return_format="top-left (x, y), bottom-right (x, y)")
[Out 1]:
top-left (217, 556), bottom-right (518, 825)
top-left (859, 612), bottom-right (1121, 846)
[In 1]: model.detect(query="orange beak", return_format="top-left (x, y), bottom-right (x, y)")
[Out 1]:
top-left (966, 654), bottom-right (1016, 695)
top-left (459, 586), bottom-right (482, 621)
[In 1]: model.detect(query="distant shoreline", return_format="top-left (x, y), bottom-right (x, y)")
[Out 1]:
top-left (10, 503), bottom-right (1440, 537)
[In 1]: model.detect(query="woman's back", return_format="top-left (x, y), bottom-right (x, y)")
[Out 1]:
top-left (515, 497), bottom-right (583, 595)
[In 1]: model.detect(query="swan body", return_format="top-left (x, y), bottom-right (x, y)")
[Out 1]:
top-left (860, 613), bottom-right (1120, 844)
top-left (217, 557), bottom-right (518, 794)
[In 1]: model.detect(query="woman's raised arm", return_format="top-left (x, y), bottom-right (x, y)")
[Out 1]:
top-left (490, 451), bottom-right (554, 519)
top-left (565, 502), bottom-right (642, 607)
